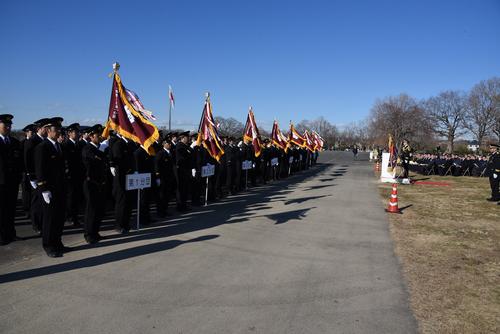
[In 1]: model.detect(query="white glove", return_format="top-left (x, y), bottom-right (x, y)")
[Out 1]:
top-left (30, 181), bottom-right (38, 189)
top-left (494, 173), bottom-right (498, 179)
top-left (192, 168), bottom-right (196, 177)
top-left (42, 191), bottom-right (52, 204)
top-left (190, 142), bottom-right (197, 148)
top-left (110, 167), bottom-right (117, 177)
top-left (156, 179), bottom-right (161, 186)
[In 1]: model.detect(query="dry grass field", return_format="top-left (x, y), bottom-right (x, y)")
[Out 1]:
top-left (379, 175), bottom-right (500, 334)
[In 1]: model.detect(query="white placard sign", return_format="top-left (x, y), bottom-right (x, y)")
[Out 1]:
top-left (201, 164), bottom-right (215, 177)
top-left (126, 173), bottom-right (152, 190)
top-left (271, 158), bottom-right (279, 166)
top-left (242, 160), bottom-right (253, 170)
top-left (380, 152), bottom-right (397, 183)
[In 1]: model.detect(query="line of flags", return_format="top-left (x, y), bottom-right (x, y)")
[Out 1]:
top-left (102, 64), bottom-right (324, 160)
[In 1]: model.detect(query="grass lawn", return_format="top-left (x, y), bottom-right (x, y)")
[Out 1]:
top-left (379, 174), bottom-right (500, 334)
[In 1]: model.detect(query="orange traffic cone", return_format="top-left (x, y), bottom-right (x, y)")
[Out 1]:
top-left (385, 183), bottom-right (402, 214)
top-left (374, 161), bottom-right (381, 172)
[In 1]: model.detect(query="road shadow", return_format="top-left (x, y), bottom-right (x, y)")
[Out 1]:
top-left (4, 162), bottom-right (334, 282)
top-left (304, 185), bottom-right (335, 191)
top-left (284, 195), bottom-right (332, 205)
top-left (0, 235), bottom-right (219, 284)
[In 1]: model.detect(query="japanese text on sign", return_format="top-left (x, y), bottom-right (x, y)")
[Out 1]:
top-left (201, 164), bottom-right (215, 177)
top-left (126, 173), bottom-right (152, 190)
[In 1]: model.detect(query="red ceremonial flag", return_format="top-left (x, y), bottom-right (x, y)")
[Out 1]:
top-left (102, 70), bottom-right (159, 155)
top-left (196, 95), bottom-right (225, 162)
top-left (288, 123), bottom-right (306, 148)
top-left (271, 120), bottom-right (288, 151)
top-left (303, 130), bottom-right (316, 152)
top-left (243, 107), bottom-right (263, 157)
top-left (311, 131), bottom-right (324, 150)
top-left (168, 85), bottom-right (175, 108)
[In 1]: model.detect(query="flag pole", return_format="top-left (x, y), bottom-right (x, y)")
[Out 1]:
top-left (168, 100), bottom-right (172, 131)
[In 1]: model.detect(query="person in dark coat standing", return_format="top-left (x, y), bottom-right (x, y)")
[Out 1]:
top-left (154, 136), bottom-right (176, 217)
top-left (134, 144), bottom-right (155, 225)
top-left (0, 114), bottom-right (24, 245)
top-left (175, 131), bottom-right (192, 212)
top-left (20, 124), bottom-right (35, 217)
top-left (34, 117), bottom-right (70, 257)
top-left (109, 134), bottom-right (136, 234)
top-left (486, 143), bottom-right (500, 203)
top-left (62, 123), bottom-right (84, 227)
top-left (81, 125), bottom-right (108, 244)
top-left (24, 118), bottom-right (49, 233)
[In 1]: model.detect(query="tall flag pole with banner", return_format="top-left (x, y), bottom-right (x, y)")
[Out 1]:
top-left (168, 85), bottom-right (175, 131)
top-left (288, 122), bottom-right (306, 148)
top-left (271, 120), bottom-right (288, 151)
top-left (388, 134), bottom-right (397, 172)
top-left (303, 130), bottom-right (316, 152)
top-left (243, 107), bottom-right (262, 157)
top-left (311, 131), bottom-right (324, 151)
top-left (102, 62), bottom-right (159, 155)
top-left (196, 92), bottom-right (225, 162)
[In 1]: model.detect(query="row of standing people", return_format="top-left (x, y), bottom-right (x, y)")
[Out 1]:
top-left (0, 114), bottom-right (319, 257)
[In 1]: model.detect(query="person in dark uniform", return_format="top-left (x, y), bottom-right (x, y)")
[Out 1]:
top-left (486, 143), bottom-right (500, 203)
top-left (400, 139), bottom-right (412, 179)
top-left (154, 135), bottom-right (176, 217)
top-left (241, 137), bottom-right (256, 187)
top-left (24, 118), bottom-right (50, 233)
top-left (62, 123), bottom-right (84, 227)
top-left (21, 124), bottom-right (35, 217)
top-left (0, 114), bottom-right (24, 245)
top-left (109, 134), bottom-right (136, 234)
top-left (175, 131), bottom-right (192, 212)
top-left (134, 144), bottom-right (155, 225)
top-left (190, 133), bottom-right (203, 206)
top-left (230, 137), bottom-right (242, 193)
top-left (81, 124), bottom-right (107, 244)
top-left (34, 117), bottom-right (70, 257)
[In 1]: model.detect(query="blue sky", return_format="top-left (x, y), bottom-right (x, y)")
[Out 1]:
top-left (1, 0), bottom-right (499, 131)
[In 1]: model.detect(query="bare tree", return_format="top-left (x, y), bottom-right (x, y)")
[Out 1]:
top-left (464, 77), bottom-right (500, 146)
top-left (368, 94), bottom-right (433, 150)
top-left (295, 117), bottom-right (338, 149)
top-left (214, 116), bottom-right (244, 138)
top-left (423, 91), bottom-right (467, 153)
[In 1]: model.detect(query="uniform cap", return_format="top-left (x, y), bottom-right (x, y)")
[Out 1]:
top-left (0, 114), bottom-right (13, 124)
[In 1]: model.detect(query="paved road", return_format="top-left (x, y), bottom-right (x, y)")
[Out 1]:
top-left (0, 151), bottom-right (417, 334)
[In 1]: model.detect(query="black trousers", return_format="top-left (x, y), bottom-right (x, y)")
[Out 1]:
top-left (83, 181), bottom-right (106, 239)
top-left (40, 189), bottom-right (66, 252)
top-left (489, 176), bottom-right (499, 200)
top-left (139, 187), bottom-right (152, 224)
top-left (112, 175), bottom-right (132, 230)
top-left (0, 182), bottom-right (19, 244)
top-left (30, 187), bottom-right (43, 232)
top-left (176, 170), bottom-right (191, 208)
top-left (21, 174), bottom-right (31, 216)
top-left (66, 178), bottom-right (83, 223)
top-left (157, 181), bottom-right (174, 216)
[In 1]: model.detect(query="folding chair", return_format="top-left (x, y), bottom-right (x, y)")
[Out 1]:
top-left (443, 164), bottom-right (453, 176)
top-left (426, 164), bottom-right (435, 175)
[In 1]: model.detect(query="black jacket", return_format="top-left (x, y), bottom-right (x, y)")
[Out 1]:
top-left (23, 134), bottom-right (43, 181)
top-left (0, 136), bottom-right (23, 185)
top-left (34, 139), bottom-right (65, 193)
top-left (81, 143), bottom-right (107, 186)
